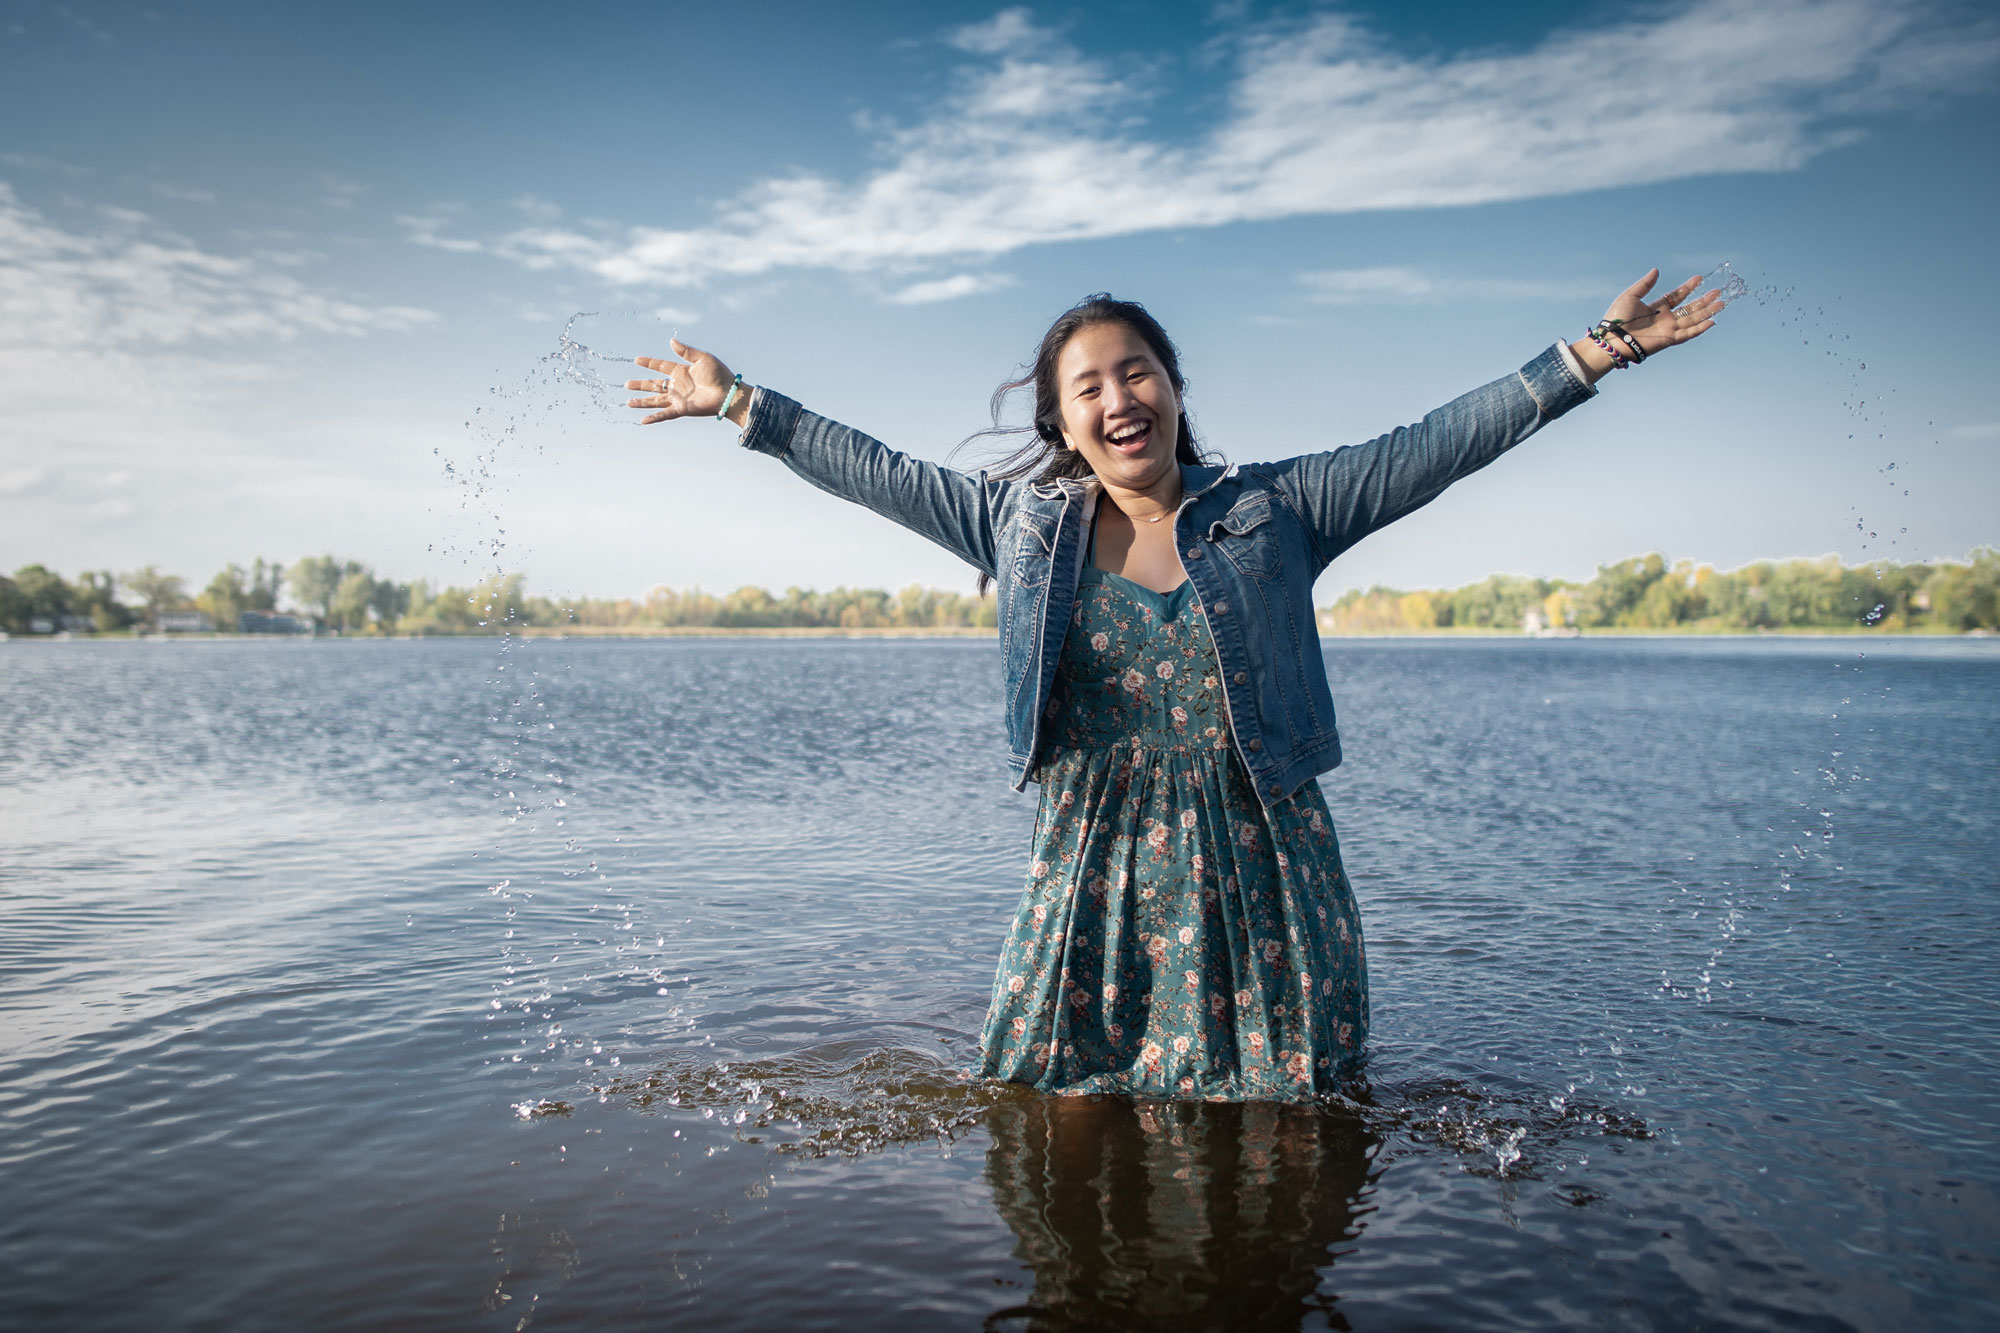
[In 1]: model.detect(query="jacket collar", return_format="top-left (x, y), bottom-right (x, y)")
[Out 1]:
top-left (1031, 461), bottom-right (1240, 505)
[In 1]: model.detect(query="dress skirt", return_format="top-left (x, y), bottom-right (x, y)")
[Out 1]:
top-left (975, 567), bottom-right (1369, 1101)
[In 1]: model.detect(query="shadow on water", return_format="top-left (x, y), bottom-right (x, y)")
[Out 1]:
top-left (981, 1096), bottom-right (1376, 1332)
top-left (589, 1041), bottom-right (1654, 1328)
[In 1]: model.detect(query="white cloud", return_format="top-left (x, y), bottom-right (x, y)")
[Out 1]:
top-left (0, 182), bottom-right (441, 566)
top-left (398, 213), bottom-right (486, 254)
top-left (0, 465), bottom-right (49, 495)
top-left (945, 6), bottom-right (1044, 57)
top-left (1301, 267), bottom-right (1441, 302)
top-left (315, 173), bottom-right (369, 210)
top-left (888, 272), bottom-right (1015, 305)
top-left (1949, 422), bottom-right (2000, 440)
top-left (0, 151), bottom-right (93, 178)
top-left (1300, 266), bottom-right (1597, 305)
top-left (511, 193), bottom-right (563, 223)
top-left (0, 183), bottom-right (434, 350)
top-left (402, 0), bottom-right (1998, 295)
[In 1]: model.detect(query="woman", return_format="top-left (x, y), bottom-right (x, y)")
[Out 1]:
top-left (626, 271), bottom-right (1721, 1100)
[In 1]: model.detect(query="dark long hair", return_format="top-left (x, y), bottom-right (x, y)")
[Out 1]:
top-left (959, 294), bottom-right (1214, 593)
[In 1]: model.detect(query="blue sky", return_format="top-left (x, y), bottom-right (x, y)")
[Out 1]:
top-left (3, 0), bottom-right (1997, 603)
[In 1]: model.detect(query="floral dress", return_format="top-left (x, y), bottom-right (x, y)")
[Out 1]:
top-left (976, 564), bottom-right (1369, 1101)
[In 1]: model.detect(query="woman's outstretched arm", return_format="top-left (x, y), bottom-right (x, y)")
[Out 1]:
top-left (1265, 270), bottom-right (1724, 571)
top-left (628, 339), bottom-right (1005, 579)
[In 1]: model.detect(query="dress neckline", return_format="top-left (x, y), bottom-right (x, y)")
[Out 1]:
top-left (1086, 514), bottom-right (1191, 600)
top-left (1080, 564), bottom-right (1196, 623)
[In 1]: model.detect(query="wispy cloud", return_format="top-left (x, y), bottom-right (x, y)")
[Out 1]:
top-left (402, 0), bottom-right (1997, 301)
top-left (0, 181), bottom-right (440, 545)
top-left (52, 4), bottom-right (115, 45)
top-left (0, 465), bottom-right (50, 495)
top-left (0, 182), bottom-right (433, 349)
top-left (1299, 267), bottom-right (1597, 305)
top-left (888, 272), bottom-right (1015, 305)
top-left (1948, 422), bottom-right (2000, 441)
top-left (150, 181), bottom-right (217, 205)
top-left (315, 173), bottom-right (369, 210)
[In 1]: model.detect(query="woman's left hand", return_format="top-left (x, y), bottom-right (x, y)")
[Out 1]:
top-left (1568, 269), bottom-right (1724, 382)
top-left (1604, 269), bottom-right (1724, 355)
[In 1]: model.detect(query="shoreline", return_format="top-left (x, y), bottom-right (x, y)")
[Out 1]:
top-left (5, 626), bottom-right (1994, 643)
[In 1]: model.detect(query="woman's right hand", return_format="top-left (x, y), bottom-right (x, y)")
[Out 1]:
top-left (626, 339), bottom-right (747, 426)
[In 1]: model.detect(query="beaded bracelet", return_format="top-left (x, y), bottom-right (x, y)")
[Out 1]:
top-left (716, 373), bottom-right (744, 421)
top-left (1587, 325), bottom-right (1630, 370)
top-left (1602, 318), bottom-right (1648, 364)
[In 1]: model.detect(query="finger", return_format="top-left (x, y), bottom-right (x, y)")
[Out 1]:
top-left (640, 410), bottom-right (679, 425)
top-left (1655, 274), bottom-right (1704, 308)
top-left (623, 377), bottom-right (676, 392)
top-left (670, 337), bottom-right (707, 362)
top-left (1620, 267), bottom-right (1661, 301)
top-left (634, 355), bottom-right (686, 373)
top-left (1677, 293), bottom-right (1725, 322)
top-left (627, 393), bottom-right (677, 410)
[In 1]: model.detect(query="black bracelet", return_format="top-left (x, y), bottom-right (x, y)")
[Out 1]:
top-left (1593, 320), bottom-right (1647, 365)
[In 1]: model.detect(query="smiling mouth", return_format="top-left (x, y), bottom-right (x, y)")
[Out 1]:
top-left (1105, 420), bottom-right (1153, 453)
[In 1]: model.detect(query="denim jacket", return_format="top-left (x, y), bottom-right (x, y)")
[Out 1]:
top-left (737, 343), bottom-right (1594, 806)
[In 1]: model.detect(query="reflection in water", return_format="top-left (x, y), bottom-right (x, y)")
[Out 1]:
top-left (981, 1097), bottom-right (1377, 1331)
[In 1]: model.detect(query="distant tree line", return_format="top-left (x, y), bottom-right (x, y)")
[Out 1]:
top-left (0, 557), bottom-right (999, 635)
top-left (1321, 550), bottom-right (2000, 634)
top-left (6, 550), bottom-right (1996, 638)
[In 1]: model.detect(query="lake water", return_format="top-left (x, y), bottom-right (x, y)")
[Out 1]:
top-left (3, 635), bottom-right (1996, 1329)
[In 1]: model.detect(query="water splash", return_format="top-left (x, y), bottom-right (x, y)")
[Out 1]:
top-left (598, 1044), bottom-right (1025, 1156)
top-left (1358, 1077), bottom-right (1653, 1181)
top-left (546, 311), bottom-right (649, 413)
top-left (429, 308), bottom-right (700, 1106)
top-left (1702, 260), bottom-right (1751, 306)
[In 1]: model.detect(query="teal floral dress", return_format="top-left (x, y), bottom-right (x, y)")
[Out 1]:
top-left (976, 564), bottom-right (1369, 1101)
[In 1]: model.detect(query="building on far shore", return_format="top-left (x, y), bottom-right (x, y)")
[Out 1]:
top-left (238, 610), bottom-right (310, 634)
top-left (159, 611), bottom-right (213, 633)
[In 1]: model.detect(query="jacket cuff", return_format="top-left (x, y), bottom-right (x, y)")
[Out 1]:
top-left (1518, 342), bottom-right (1596, 420)
top-left (736, 386), bottom-right (802, 458)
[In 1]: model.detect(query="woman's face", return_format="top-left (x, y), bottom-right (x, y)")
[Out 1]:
top-left (1054, 321), bottom-right (1181, 496)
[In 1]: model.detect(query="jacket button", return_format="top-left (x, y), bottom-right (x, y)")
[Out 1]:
top-left (1248, 738), bottom-right (1263, 752)
top-left (1186, 547), bottom-right (1203, 560)
top-left (1214, 601), bottom-right (1229, 615)
top-left (1268, 782), bottom-right (1283, 796)
top-left (1233, 671), bottom-right (1248, 685)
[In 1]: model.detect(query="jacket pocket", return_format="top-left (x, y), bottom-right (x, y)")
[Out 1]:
top-left (1010, 512), bottom-right (1058, 587)
top-left (1211, 494), bottom-right (1282, 580)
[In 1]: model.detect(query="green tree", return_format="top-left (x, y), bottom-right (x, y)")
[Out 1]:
top-left (330, 569), bottom-right (377, 632)
top-left (71, 570), bottom-right (131, 631)
top-left (119, 565), bottom-right (187, 630)
top-left (247, 557), bottom-right (283, 611)
top-left (11, 564), bottom-right (73, 628)
top-left (1926, 547), bottom-right (2000, 631)
top-left (1572, 553), bottom-right (1668, 628)
top-left (0, 573), bottom-right (26, 633)
top-left (369, 578), bottom-right (410, 632)
top-left (286, 556), bottom-right (344, 625)
top-left (197, 564), bottom-right (252, 632)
